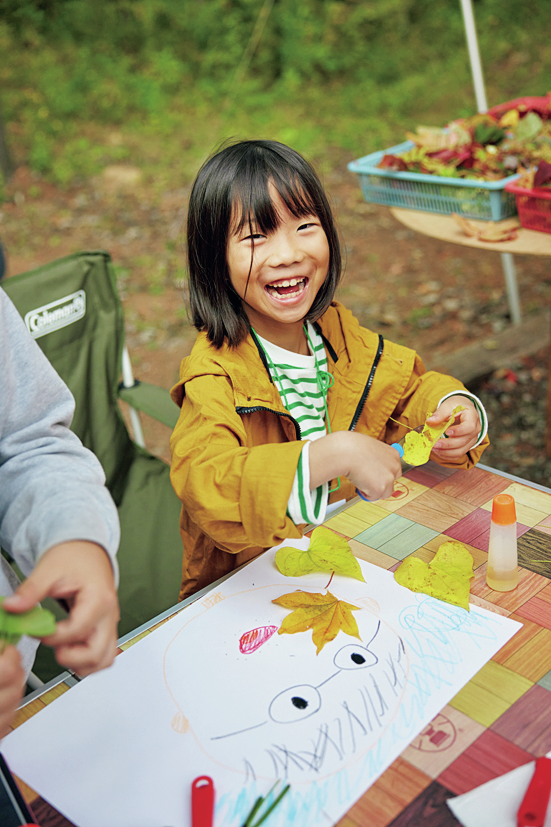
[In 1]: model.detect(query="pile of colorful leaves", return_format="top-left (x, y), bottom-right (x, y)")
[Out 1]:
top-left (379, 94), bottom-right (551, 182)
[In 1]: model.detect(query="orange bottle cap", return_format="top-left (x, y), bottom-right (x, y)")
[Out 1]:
top-left (492, 494), bottom-right (516, 525)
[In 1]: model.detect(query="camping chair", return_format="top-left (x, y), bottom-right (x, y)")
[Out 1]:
top-left (2, 251), bottom-right (183, 657)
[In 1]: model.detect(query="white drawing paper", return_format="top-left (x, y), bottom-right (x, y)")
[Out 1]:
top-left (2, 542), bottom-right (521, 827)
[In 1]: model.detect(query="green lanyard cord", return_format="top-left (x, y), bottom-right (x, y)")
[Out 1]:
top-left (251, 327), bottom-right (291, 412)
top-left (303, 325), bottom-right (340, 493)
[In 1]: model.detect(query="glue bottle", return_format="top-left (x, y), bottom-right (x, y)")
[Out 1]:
top-left (486, 494), bottom-right (518, 591)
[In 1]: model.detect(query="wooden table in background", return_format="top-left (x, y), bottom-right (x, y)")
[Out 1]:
top-left (390, 208), bottom-right (551, 457)
top-left (389, 208), bottom-right (551, 256)
top-left (10, 461), bottom-right (551, 827)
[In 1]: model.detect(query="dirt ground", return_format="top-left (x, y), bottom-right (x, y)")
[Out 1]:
top-left (2, 151), bottom-right (550, 471)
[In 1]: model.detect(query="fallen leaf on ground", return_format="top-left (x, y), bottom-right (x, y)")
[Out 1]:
top-left (272, 590), bottom-right (361, 654)
top-left (275, 526), bottom-right (365, 582)
top-left (0, 597), bottom-right (57, 652)
top-left (452, 213), bottom-right (519, 243)
top-left (394, 541), bottom-right (474, 610)
top-left (402, 405), bottom-right (465, 466)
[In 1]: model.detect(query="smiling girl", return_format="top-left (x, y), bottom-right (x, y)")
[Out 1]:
top-left (170, 140), bottom-right (489, 599)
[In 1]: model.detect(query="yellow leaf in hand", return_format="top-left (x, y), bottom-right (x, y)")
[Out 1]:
top-left (275, 527), bottom-right (365, 582)
top-left (394, 541), bottom-right (474, 610)
top-left (402, 405), bottom-right (465, 466)
top-left (272, 590), bottom-right (362, 654)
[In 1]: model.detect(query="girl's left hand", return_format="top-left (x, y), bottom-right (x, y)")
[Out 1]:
top-left (427, 396), bottom-right (481, 462)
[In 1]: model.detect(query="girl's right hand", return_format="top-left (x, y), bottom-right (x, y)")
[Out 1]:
top-left (309, 431), bottom-right (403, 501)
top-left (346, 433), bottom-right (403, 500)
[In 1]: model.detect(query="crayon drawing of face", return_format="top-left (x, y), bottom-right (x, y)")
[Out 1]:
top-left (163, 586), bottom-right (408, 782)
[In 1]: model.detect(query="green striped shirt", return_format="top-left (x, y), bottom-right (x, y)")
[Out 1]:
top-left (256, 322), bottom-right (329, 525)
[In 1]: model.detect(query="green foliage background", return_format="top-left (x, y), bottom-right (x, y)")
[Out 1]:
top-left (0, 0), bottom-right (550, 186)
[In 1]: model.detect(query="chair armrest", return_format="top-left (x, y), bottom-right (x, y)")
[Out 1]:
top-left (118, 380), bottom-right (180, 429)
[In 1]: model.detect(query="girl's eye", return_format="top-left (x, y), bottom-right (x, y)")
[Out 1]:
top-left (298, 221), bottom-right (318, 231)
top-left (242, 232), bottom-right (265, 242)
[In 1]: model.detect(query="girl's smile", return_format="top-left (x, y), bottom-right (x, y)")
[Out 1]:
top-left (226, 187), bottom-right (330, 352)
top-left (265, 276), bottom-right (307, 299)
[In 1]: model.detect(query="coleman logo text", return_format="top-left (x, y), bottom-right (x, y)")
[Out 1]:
top-left (25, 291), bottom-right (86, 339)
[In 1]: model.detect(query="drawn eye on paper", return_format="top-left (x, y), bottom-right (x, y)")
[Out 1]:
top-left (163, 585), bottom-right (408, 782)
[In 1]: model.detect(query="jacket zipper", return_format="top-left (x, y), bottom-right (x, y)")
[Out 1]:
top-left (348, 334), bottom-right (384, 432)
top-left (235, 406), bottom-right (302, 440)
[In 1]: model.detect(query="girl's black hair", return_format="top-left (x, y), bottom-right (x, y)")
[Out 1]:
top-left (187, 139), bottom-right (342, 348)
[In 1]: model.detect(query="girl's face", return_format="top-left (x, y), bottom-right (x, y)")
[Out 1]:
top-left (226, 186), bottom-right (330, 351)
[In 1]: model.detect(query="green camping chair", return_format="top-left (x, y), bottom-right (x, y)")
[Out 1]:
top-left (2, 251), bottom-right (183, 647)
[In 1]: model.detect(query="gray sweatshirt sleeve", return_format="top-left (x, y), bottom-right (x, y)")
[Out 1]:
top-left (0, 288), bottom-right (120, 583)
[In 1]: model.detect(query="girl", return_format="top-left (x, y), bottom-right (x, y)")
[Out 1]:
top-left (170, 140), bottom-right (488, 600)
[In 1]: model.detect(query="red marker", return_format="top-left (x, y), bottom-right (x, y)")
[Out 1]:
top-left (517, 756), bottom-right (551, 827)
top-left (192, 776), bottom-right (215, 827)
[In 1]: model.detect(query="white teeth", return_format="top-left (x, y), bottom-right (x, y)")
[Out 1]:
top-left (270, 277), bottom-right (303, 289)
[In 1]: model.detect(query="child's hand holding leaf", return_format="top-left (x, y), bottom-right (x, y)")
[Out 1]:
top-left (402, 404), bottom-right (465, 466)
top-left (428, 396), bottom-right (482, 462)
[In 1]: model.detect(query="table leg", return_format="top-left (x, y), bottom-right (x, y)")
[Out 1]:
top-left (500, 252), bottom-right (521, 325)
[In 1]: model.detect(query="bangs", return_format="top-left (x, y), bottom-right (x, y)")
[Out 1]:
top-left (230, 166), bottom-right (320, 237)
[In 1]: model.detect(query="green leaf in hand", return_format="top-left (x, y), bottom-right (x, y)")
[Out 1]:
top-left (0, 596), bottom-right (57, 652)
top-left (275, 527), bottom-right (365, 582)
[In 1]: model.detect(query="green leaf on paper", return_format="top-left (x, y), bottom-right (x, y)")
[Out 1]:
top-left (272, 590), bottom-right (361, 654)
top-left (0, 596), bottom-right (57, 650)
top-left (394, 541), bottom-right (474, 610)
top-left (275, 526), bottom-right (365, 582)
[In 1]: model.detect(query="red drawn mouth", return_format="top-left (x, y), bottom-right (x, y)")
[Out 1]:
top-left (239, 625), bottom-right (279, 654)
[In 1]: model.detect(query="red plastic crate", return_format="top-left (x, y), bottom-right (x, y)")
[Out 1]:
top-left (488, 93), bottom-right (551, 120)
top-left (505, 181), bottom-right (551, 234)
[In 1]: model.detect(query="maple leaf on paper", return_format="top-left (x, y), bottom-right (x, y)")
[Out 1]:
top-left (272, 590), bottom-right (361, 654)
top-left (394, 541), bottom-right (474, 610)
top-left (402, 405), bottom-right (465, 466)
top-left (275, 526), bottom-right (365, 582)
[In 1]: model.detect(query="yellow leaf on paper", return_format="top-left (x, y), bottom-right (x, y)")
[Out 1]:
top-left (272, 590), bottom-right (361, 654)
top-left (275, 527), bottom-right (365, 582)
top-left (394, 541), bottom-right (474, 610)
top-left (402, 405), bottom-right (465, 466)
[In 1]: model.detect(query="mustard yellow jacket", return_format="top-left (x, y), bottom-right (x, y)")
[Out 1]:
top-left (170, 302), bottom-right (488, 599)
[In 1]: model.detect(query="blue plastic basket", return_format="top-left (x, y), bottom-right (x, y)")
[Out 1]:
top-left (348, 141), bottom-right (519, 221)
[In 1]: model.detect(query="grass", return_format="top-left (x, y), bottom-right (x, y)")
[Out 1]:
top-left (2, 10), bottom-right (551, 197)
